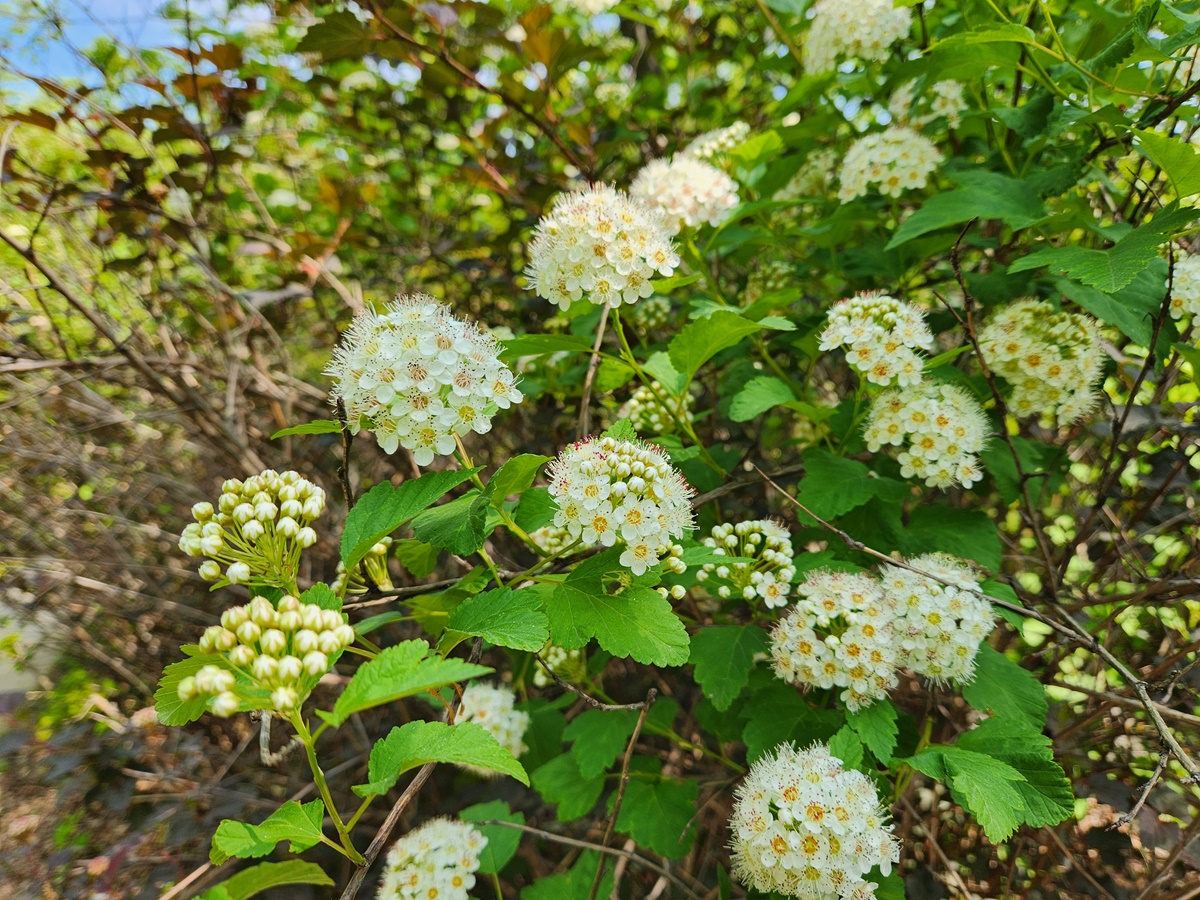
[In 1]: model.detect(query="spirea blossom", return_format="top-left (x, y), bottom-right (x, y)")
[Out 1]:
top-left (880, 555), bottom-right (993, 685)
top-left (837, 127), bottom-right (943, 202)
top-left (332, 537), bottom-right (393, 595)
top-left (978, 299), bottom-right (1103, 424)
top-left (178, 594), bottom-right (355, 717)
top-left (681, 121), bottom-right (751, 162)
top-left (526, 183), bottom-right (679, 312)
top-left (819, 292), bottom-right (934, 386)
top-left (627, 294), bottom-right (672, 333)
top-left (770, 570), bottom-right (900, 711)
top-left (533, 642), bottom-right (588, 688)
top-left (630, 157), bottom-right (740, 235)
top-left (529, 522), bottom-right (578, 556)
top-left (326, 296), bottom-right (522, 464)
top-left (805, 0), bottom-right (912, 74)
top-left (618, 381), bottom-right (695, 436)
top-left (547, 435), bottom-right (695, 576)
top-left (696, 520), bottom-right (796, 608)
top-left (1169, 251), bottom-right (1200, 321)
top-left (741, 261), bottom-right (794, 305)
top-left (888, 80), bottom-right (968, 129)
top-left (376, 818), bottom-right (487, 900)
top-left (178, 469), bottom-right (324, 589)
top-left (774, 150), bottom-right (838, 202)
top-left (863, 382), bottom-right (989, 489)
top-left (456, 683), bottom-right (530, 774)
top-left (730, 741), bottom-right (900, 899)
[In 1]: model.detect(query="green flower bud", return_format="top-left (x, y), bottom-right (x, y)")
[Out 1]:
top-left (271, 686), bottom-right (299, 712)
top-left (199, 560), bottom-right (222, 582)
top-left (252, 655), bottom-right (279, 682)
top-left (192, 502), bottom-right (214, 522)
top-left (293, 629), bottom-right (319, 654)
top-left (260, 629), bottom-right (287, 657)
top-left (177, 676), bottom-right (197, 701)
top-left (211, 691), bottom-right (239, 717)
top-left (278, 610), bottom-right (302, 632)
top-left (302, 651), bottom-right (329, 677)
top-left (221, 606), bottom-right (248, 631)
top-left (277, 655), bottom-right (303, 682)
top-left (236, 621), bottom-right (262, 645)
top-left (228, 644), bottom-right (256, 668)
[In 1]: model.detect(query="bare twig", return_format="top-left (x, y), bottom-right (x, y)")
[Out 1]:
top-left (1115, 747), bottom-right (1171, 828)
top-left (534, 654), bottom-right (651, 712)
top-left (579, 304), bottom-right (610, 439)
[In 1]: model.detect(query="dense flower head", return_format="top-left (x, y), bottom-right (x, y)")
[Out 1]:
top-left (741, 261), bottom-right (795, 305)
top-left (533, 642), bottom-right (588, 688)
top-left (837, 126), bottom-right (942, 201)
top-left (805, 0), bottom-right (912, 74)
top-left (547, 435), bottom-right (695, 576)
top-left (178, 469), bottom-right (325, 589)
top-left (456, 683), bottom-right (530, 775)
top-left (618, 381), bottom-right (695, 436)
top-left (178, 594), bottom-right (355, 717)
top-left (730, 741), bottom-right (900, 899)
top-left (864, 382), bottom-right (988, 489)
top-left (376, 817), bottom-right (487, 900)
top-left (681, 121), bottom-right (751, 162)
top-left (978, 299), bottom-right (1103, 424)
top-left (819, 292), bottom-right (934, 387)
top-left (326, 295), bottom-right (522, 464)
top-left (556, 0), bottom-right (618, 14)
top-left (529, 522), bottom-right (578, 556)
top-left (594, 82), bottom-right (632, 108)
top-left (774, 149), bottom-right (838, 202)
top-left (629, 157), bottom-right (740, 235)
top-left (332, 537), bottom-right (393, 595)
top-left (888, 80), bottom-right (968, 129)
top-left (880, 555), bottom-right (993, 684)
top-left (696, 519), bottom-right (797, 609)
top-left (526, 183), bottom-right (680, 311)
top-left (627, 294), bottom-right (672, 333)
top-left (1169, 251), bottom-right (1200, 321)
top-left (770, 570), bottom-right (900, 711)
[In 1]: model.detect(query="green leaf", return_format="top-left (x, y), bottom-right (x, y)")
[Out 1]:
top-left (957, 718), bottom-right (1073, 829)
top-left (729, 375), bottom-right (795, 422)
top-left (502, 333), bottom-right (594, 359)
top-left (886, 171), bottom-right (1045, 248)
top-left (295, 10), bottom-right (375, 60)
top-left (546, 551), bottom-right (690, 666)
top-left (613, 776), bottom-right (699, 859)
top-left (563, 709), bottom-right (637, 778)
top-left (299, 583), bottom-right (340, 612)
top-left (668, 311), bottom-right (765, 380)
top-left (520, 851), bottom-right (613, 900)
top-left (487, 454), bottom-right (551, 504)
top-left (319, 640), bottom-right (492, 727)
top-left (1010, 204), bottom-right (1197, 293)
top-left (963, 645), bottom-right (1048, 732)
top-left (689, 626), bottom-right (768, 711)
top-left (650, 273), bottom-right (703, 293)
top-left (354, 611), bottom-right (406, 636)
top-left (792, 448), bottom-right (906, 525)
top-left (740, 680), bottom-right (843, 763)
top-left (901, 506), bottom-right (1001, 571)
top-left (198, 861), bottom-right (333, 900)
top-left (934, 23), bottom-right (1040, 49)
top-left (596, 357), bottom-right (636, 393)
top-left (410, 491), bottom-right (489, 555)
top-left (847, 700), bottom-right (899, 763)
top-left (439, 587), bottom-right (549, 653)
top-left (154, 652), bottom-right (224, 726)
top-left (210, 800), bottom-right (325, 865)
top-left (905, 746), bottom-right (1027, 841)
top-left (828, 726), bottom-right (864, 770)
top-left (354, 720), bottom-right (528, 797)
top-left (643, 351), bottom-right (687, 395)
top-left (394, 539), bottom-right (440, 579)
top-left (1135, 129), bottom-right (1200, 197)
top-left (513, 487), bottom-right (557, 532)
top-left (531, 753), bottom-right (606, 821)
top-left (603, 419), bottom-right (637, 442)
top-left (460, 800), bottom-right (525, 875)
top-left (1055, 265), bottom-right (1165, 346)
top-left (981, 579), bottom-right (1026, 628)
top-left (270, 419), bottom-right (341, 439)
top-left (341, 469), bottom-right (481, 568)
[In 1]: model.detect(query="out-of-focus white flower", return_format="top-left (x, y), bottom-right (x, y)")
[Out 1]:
top-left (740, 261), bottom-right (794, 305)
top-left (819, 292), bottom-right (934, 387)
top-left (888, 79), bottom-right (968, 129)
top-left (326, 295), bottom-right (522, 464)
top-left (526, 183), bottom-right (679, 312)
top-left (626, 295), bottom-right (672, 333)
top-left (730, 741), bottom-right (900, 898)
top-left (533, 642), bottom-right (588, 687)
top-left (456, 684), bottom-right (531, 775)
top-left (618, 381), bottom-right (695, 436)
top-left (595, 82), bottom-right (633, 109)
top-left (1170, 251), bottom-right (1200, 321)
top-left (838, 126), bottom-right (943, 201)
top-left (978, 299), bottom-right (1104, 425)
top-left (630, 157), bottom-right (740, 235)
top-left (697, 520), bottom-right (796, 609)
top-left (804, 0), bottom-right (912, 73)
top-left (376, 818), bottom-right (487, 900)
top-left (680, 122), bottom-right (751, 162)
top-left (774, 149), bottom-right (839, 202)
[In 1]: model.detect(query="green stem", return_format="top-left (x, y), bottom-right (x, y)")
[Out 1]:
top-left (454, 440), bottom-right (542, 557)
top-left (292, 713), bottom-right (365, 864)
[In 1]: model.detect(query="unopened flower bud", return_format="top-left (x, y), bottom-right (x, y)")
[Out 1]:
top-left (192, 502), bottom-right (214, 522)
top-left (279, 610), bottom-right (302, 632)
top-left (296, 527), bottom-right (318, 548)
top-left (228, 644), bottom-right (256, 667)
top-left (670, 584), bottom-right (686, 600)
top-left (280, 499), bottom-right (303, 519)
top-left (233, 503), bottom-right (254, 524)
top-left (236, 621), bottom-right (262, 645)
top-left (199, 560), bottom-right (222, 582)
top-left (318, 631), bottom-right (343, 655)
top-left (242, 519), bottom-right (265, 542)
top-left (222, 478), bottom-right (243, 494)
top-left (271, 686), bottom-right (299, 712)
top-left (254, 502), bottom-right (277, 523)
top-left (200, 534), bottom-right (225, 556)
top-left (227, 562), bottom-right (252, 584)
top-left (299, 605), bottom-right (323, 630)
top-left (333, 624), bottom-right (356, 648)
top-left (252, 655), bottom-right (279, 682)
top-left (260, 629), bottom-right (287, 657)
top-left (218, 492), bottom-right (238, 513)
top-left (293, 629), bottom-right (319, 654)
top-left (249, 598), bottom-right (278, 628)
top-left (221, 606), bottom-right (248, 631)
top-left (177, 676), bottom-right (197, 701)
top-left (277, 655), bottom-right (303, 682)
top-left (211, 691), bottom-right (239, 717)
top-left (276, 516), bottom-right (300, 538)
top-left (303, 651), bottom-right (329, 676)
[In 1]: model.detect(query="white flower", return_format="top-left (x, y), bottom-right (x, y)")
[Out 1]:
top-left (1170, 251), bottom-right (1200, 321)
top-left (377, 817), bottom-right (487, 900)
top-left (837, 126), bottom-right (943, 202)
top-left (326, 295), bottom-right (522, 464)
top-left (630, 157), bottom-right (740, 235)
top-left (626, 294), bottom-right (672, 333)
top-left (820, 291), bottom-right (934, 387)
top-left (888, 80), bottom-right (968, 129)
top-left (805, 0), bottom-right (912, 74)
top-left (730, 742), bottom-right (900, 899)
top-left (978, 298), bottom-right (1103, 425)
top-left (699, 520), bottom-right (796, 609)
top-left (680, 122), bottom-right (751, 162)
top-left (774, 149), bottom-right (839, 203)
top-left (618, 381), bottom-right (695, 436)
top-left (526, 183), bottom-right (679, 312)
top-left (547, 435), bottom-right (695, 576)
top-left (456, 683), bottom-right (530, 775)
top-left (863, 382), bottom-right (989, 490)
top-left (529, 522), bottom-right (579, 556)
top-left (595, 82), bottom-right (633, 108)
top-left (556, 0), bottom-right (618, 13)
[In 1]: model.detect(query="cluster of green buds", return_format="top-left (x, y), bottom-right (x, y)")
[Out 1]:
top-left (532, 642), bottom-right (589, 688)
top-left (696, 519), bottom-right (796, 610)
top-left (739, 260), bottom-right (794, 305)
top-left (177, 594), bottom-right (355, 716)
top-left (178, 469), bottom-right (325, 590)
top-left (332, 537), bottom-right (395, 594)
top-left (617, 381), bottom-right (694, 437)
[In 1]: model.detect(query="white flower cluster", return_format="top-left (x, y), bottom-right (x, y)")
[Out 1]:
top-left (178, 595), bottom-right (355, 716)
top-left (457, 683), bottom-right (530, 774)
top-left (376, 818), bottom-right (487, 900)
top-left (696, 520), bottom-right (796, 609)
top-left (774, 150), bottom-right (838, 202)
top-left (771, 571), bottom-right (900, 711)
top-left (529, 522), bottom-right (578, 556)
top-left (618, 381), bottom-right (695, 436)
top-left (627, 295), bottom-right (672, 333)
top-left (548, 436), bottom-right (695, 576)
top-left (804, 0), bottom-right (912, 73)
top-left (326, 295), bottom-right (522, 464)
top-left (880, 555), bottom-right (992, 684)
top-left (888, 80), bottom-right (968, 129)
top-left (837, 126), bottom-right (943, 201)
top-left (730, 741), bottom-right (900, 900)
top-left (1169, 251), bottom-right (1200, 321)
top-left (863, 382), bottom-right (988, 489)
top-left (533, 642), bottom-right (588, 688)
top-left (332, 537), bottom-right (393, 595)
top-left (741, 261), bottom-right (794, 305)
top-left (681, 121), bottom-right (751, 162)
top-left (179, 469), bottom-right (324, 589)
top-left (978, 299), bottom-right (1103, 424)
top-left (630, 157), bottom-right (740, 235)
top-left (819, 292), bottom-right (934, 387)
top-left (526, 183), bottom-right (680, 312)
top-left (594, 82), bottom-right (632, 108)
